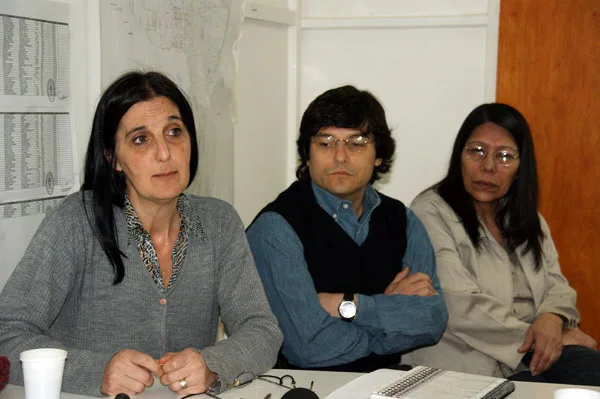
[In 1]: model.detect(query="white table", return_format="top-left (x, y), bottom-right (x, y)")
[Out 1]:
top-left (0, 369), bottom-right (358, 399)
top-left (1, 368), bottom-right (599, 399)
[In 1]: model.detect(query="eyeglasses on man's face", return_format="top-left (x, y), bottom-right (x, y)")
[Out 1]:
top-left (310, 134), bottom-right (374, 153)
top-left (463, 144), bottom-right (520, 167)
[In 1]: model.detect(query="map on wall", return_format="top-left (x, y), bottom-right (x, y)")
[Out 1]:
top-left (100, 0), bottom-right (243, 201)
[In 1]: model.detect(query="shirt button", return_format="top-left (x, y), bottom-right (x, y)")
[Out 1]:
top-left (160, 298), bottom-right (167, 305)
top-left (332, 213), bottom-right (337, 219)
top-left (343, 203), bottom-right (349, 209)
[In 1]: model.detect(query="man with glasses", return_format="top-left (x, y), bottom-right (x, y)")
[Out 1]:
top-left (246, 85), bottom-right (448, 371)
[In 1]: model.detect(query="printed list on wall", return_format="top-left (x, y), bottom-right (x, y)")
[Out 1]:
top-left (0, 4), bottom-right (74, 221)
top-left (0, 0), bottom-right (75, 290)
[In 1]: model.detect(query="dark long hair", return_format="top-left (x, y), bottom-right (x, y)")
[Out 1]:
top-left (81, 71), bottom-right (198, 284)
top-left (435, 103), bottom-right (544, 269)
top-left (296, 85), bottom-right (395, 183)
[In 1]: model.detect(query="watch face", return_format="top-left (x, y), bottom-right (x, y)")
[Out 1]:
top-left (339, 301), bottom-right (357, 318)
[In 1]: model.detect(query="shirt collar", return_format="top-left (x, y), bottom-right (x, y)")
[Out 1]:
top-left (311, 181), bottom-right (381, 219)
top-left (123, 194), bottom-right (205, 241)
top-left (177, 194), bottom-right (205, 238)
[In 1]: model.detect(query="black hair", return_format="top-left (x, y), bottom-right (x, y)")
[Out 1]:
top-left (296, 85), bottom-right (395, 183)
top-left (435, 103), bottom-right (543, 269)
top-left (81, 71), bottom-right (198, 284)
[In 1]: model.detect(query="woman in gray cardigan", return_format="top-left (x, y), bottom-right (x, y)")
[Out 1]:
top-left (0, 71), bottom-right (282, 397)
top-left (407, 103), bottom-right (599, 385)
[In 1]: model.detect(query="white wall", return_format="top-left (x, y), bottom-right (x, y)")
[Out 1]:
top-left (301, 0), bottom-right (488, 18)
top-left (70, 0), bottom-right (101, 174)
top-left (233, 0), bottom-right (499, 223)
top-left (297, 0), bottom-right (499, 204)
top-left (234, 18), bottom-right (291, 225)
top-left (19, 0), bottom-right (500, 223)
top-left (1, 0), bottom-right (499, 286)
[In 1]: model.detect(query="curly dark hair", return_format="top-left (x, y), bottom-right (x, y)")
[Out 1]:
top-left (296, 85), bottom-right (395, 183)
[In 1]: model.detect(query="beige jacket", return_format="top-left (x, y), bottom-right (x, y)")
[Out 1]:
top-left (406, 189), bottom-right (580, 377)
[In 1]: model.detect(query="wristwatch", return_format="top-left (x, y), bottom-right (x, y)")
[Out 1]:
top-left (207, 374), bottom-right (223, 394)
top-left (207, 371), bottom-right (255, 395)
top-left (338, 292), bottom-right (357, 322)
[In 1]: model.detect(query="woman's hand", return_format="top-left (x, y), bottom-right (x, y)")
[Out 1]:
top-left (101, 349), bottom-right (163, 396)
top-left (159, 348), bottom-right (217, 396)
top-left (518, 313), bottom-right (564, 375)
top-left (562, 327), bottom-right (597, 349)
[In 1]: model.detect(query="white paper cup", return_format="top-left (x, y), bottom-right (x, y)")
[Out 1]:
top-left (20, 348), bottom-right (68, 399)
top-left (554, 388), bottom-right (600, 399)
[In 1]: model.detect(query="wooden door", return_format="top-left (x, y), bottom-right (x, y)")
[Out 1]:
top-left (497, 0), bottom-right (600, 340)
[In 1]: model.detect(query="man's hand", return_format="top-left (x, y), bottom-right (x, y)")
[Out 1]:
top-left (562, 327), bottom-right (597, 349)
top-left (101, 349), bottom-right (163, 396)
top-left (518, 313), bottom-right (564, 375)
top-left (159, 348), bottom-right (217, 396)
top-left (317, 266), bottom-right (438, 317)
top-left (318, 293), bottom-right (345, 317)
top-left (384, 267), bottom-right (438, 296)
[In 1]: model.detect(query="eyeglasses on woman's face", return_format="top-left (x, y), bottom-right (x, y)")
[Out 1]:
top-left (463, 144), bottom-right (520, 167)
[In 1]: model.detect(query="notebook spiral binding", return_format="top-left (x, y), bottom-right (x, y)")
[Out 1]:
top-left (375, 367), bottom-right (442, 397)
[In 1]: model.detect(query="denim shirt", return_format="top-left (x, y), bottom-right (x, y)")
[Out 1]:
top-left (246, 182), bottom-right (448, 368)
top-left (311, 181), bottom-right (380, 245)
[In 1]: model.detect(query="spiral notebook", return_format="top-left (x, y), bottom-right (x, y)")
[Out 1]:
top-left (370, 366), bottom-right (515, 399)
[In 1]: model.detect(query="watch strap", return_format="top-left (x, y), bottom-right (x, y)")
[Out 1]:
top-left (207, 374), bottom-right (223, 394)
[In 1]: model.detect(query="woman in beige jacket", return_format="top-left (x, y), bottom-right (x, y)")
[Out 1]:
top-left (407, 103), bottom-right (599, 385)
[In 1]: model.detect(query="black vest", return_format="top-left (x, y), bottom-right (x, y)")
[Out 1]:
top-left (254, 180), bottom-right (408, 372)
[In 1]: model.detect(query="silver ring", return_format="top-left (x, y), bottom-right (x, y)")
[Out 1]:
top-left (179, 378), bottom-right (187, 389)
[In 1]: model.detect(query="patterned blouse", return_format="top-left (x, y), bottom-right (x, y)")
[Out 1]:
top-left (124, 195), bottom-right (195, 293)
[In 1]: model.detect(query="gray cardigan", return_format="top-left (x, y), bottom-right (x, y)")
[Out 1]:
top-left (0, 192), bottom-right (282, 396)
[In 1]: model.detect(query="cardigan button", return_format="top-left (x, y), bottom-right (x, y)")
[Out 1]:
top-left (160, 298), bottom-right (167, 305)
